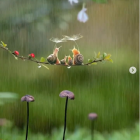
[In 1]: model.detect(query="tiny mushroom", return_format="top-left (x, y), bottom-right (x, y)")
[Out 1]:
top-left (88, 113), bottom-right (98, 120)
top-left (88, 113), bottom-right (98, 140)
top-left (21, 95), bottom-right (35, 140)
top-left (59, 90), bottom-right (75, 100)
top-left (21, 95), bottom-right (35, 102)
top-left (59, 90), bottom-right (75, 140)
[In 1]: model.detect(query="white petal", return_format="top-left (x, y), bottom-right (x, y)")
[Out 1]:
top-left (82, 13), bottom-right (88, 23)
top-left (77, 11), bottom-right (83, 22)
top-left (68, 0), bottom-right (72, 5)
top-left (77, 8), bottom-right (88, 23)
top-left (74, 0), bottom-right (78, 3)
top-left (68, 0), bottom-right (78, 5)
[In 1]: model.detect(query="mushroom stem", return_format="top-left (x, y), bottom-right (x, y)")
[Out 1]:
top-left (63, 96), bottom-right (68, 140)
top-left (88, 113), bottom-right (97, 140)
top-left (91, 121), bottom-right (94, 140)
top-left (26, 102), bottom-right (29, 140)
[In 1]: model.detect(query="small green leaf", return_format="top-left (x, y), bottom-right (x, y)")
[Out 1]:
top-left (108, 58), bottom-right (113, 63)
top-left (13, 55), bottom-right (18, 60)
top-left (88, 59), bottom-right (93, 63)
top-left (40, 57), bottom-right (45, 62)
top-left (104, 54), bottom-right (111, 60)
top-left (1, 41), bottom-right (7, 47)
top-left (97, 52), bottom-right (100, 58)
top-left (103, 53), bottom-right (107, 59)
top-left (91, 62), bottom-right (97, 65)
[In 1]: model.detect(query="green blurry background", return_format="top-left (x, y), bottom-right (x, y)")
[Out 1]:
top-left (0, 0), bottom-right (139, 139)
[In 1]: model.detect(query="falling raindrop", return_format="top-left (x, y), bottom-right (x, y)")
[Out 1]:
top-left (38, 65), bottom-right (41, 68)
top-left (67, 66), bottom-right (71, 69)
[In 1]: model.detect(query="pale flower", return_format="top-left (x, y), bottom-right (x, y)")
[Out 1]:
top-left (68, 0), bottom-right (78, 5)
top-left (77, 7), bottom-right (88, 23)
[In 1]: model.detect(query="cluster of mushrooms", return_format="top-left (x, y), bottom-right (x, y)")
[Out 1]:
top-left (21, 91), bottom-right (97, 140)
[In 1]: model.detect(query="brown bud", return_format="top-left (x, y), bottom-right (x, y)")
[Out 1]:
top-left (21, 95), bottom-right (35, 102)
top-left (59, 90), bottom-right (75, 100)
top-left (88, 113), bottom-right (98, 120)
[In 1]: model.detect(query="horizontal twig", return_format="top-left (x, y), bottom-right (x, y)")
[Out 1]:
top-left (0, 45), bottom-right (103, 67)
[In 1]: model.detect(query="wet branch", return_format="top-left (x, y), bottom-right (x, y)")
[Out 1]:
top-left (0, 44), bottom-right (103, 66)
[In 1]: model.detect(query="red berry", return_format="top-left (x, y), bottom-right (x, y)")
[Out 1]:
top-left (30, 53), bottom-right (35, 58)
top-left (14, 51), bottom-right (19, 55)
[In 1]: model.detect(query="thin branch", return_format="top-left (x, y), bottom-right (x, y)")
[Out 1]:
top-left (0, 44), bottom-right (103, 66)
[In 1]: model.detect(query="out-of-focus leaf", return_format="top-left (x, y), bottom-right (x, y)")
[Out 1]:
top-left (12, 54), bottom-right (18, 60)
top-left (108, 58), bottom-right (113, 63)
top-left (97, 52), bottom-right (100, 58)
top-left (91, 62), bottom-right (97, 65)
top-left (40, 57), bottom-right (45, 62)
top-left (104, 54), bottom-right (111, 60)
top-left (103, 53), bottom-right (107, 59)
top-left (88, 59), bottom-right (93, 63)
top-left (14, 56), bottom-right (18, 60)
top-left (0, 92), bottom-right (18, 99)
top-left (1, 41), bottom-right (7, 47)
top-left (41, 64), bottom-right (49, 70)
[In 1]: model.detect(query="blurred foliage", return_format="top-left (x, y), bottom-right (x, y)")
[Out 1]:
top-left (0, 0), bottom-right (80, 31)
top-left (0, 92), bottom-right (18, 106)
top-left (0, 122), bottom-right (139, 140)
